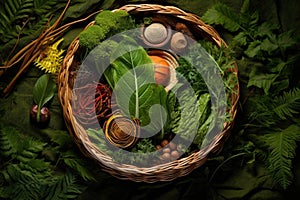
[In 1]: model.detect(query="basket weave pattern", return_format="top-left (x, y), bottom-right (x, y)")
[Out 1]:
top-left (58, 4), bottom-right (239, 182)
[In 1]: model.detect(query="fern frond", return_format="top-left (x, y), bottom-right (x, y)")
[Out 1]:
top-left (61, 151), bottom-right (96, 181)
top-left (248, 74), bottom-right (278, 95)
top-left (247, 95), bottom-right (278, 128)
top-left (19, 158), bottom-right (51, 173)
top-left (43, 171), bottom-right (86, 200)
top-left (262, 125), bottom-right (300, 190)
top-left (16, 138), bottom-right (47, 163)
top-left (25, 12), bottom-right (52, 35)
top-left (43, 129), bottom-right (73, 147)
top-left (256, 22), bottom-right (280, 38)
top-left (33, 0), bottom-right (60, 15)
top-left (0, 0), bottom-right (34, 43)
top-left (273, 88), bottom-right (300, 120)
top-left (202, 3), bottom-right (241, 32)
top-left (0, 125), bottom-right (47, 162)
top-left (28, 0), bottom-right (67, 34)
top-left (2, 164), bottom-right (44, 200)
top-left (240, 0), bottom-right (250, 15)
top-left (0, 126), bottom-right (24, 157)
top-left (0, 126), bottom-right (84, 199)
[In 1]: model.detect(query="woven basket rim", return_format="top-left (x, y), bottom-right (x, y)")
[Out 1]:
top-left (58, 3), bottom-right (240, 183)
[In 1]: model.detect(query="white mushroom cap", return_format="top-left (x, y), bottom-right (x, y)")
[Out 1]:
top-left (143, 23), bottom-right (168, 44)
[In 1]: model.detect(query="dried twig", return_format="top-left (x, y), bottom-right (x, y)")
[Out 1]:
top-left (1, 0), bottom-right (100, 95)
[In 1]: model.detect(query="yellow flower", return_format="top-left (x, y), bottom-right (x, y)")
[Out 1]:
top-left (34, 38), bottom-right (65, 74)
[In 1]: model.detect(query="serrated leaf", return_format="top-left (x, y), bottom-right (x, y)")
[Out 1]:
top-left (270, 79), bottom-right (289, 95)
top-left (202, 3), bottom-right (241, 32)
top-left (170, 83), bottom-right (202, 142)
top-left (260, 38), bottom-right (278, 54)
top-left (268, 56), bottom-right (295, 73)
top-left (4, 164), bottom-right (44, 200)
top-left (248, 11), bottom-right (259, 27)
top-left (277, 30), bottom-right (297, 52)
top-left (256, 22), bottom-right (279, 37)
top-left (232, 32), bottom-right (248, 46)
top-left (244, 40), bottom-right (262, 58)
top-left (247, 69), bottom-right (278, 94)
top-left (26, 159), bottom-right (51, 172)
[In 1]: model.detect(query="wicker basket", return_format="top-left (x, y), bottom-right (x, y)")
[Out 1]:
top-left (58, 4), bottom-right (239, 183)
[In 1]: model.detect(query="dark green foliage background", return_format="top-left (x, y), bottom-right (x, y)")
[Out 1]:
top-left (0, 0), bottom-right (300, 199)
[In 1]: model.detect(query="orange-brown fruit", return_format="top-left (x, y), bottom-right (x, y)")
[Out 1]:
top-left (150, 55), bottom-right (170, 86)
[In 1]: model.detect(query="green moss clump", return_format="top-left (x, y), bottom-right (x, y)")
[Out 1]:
top-left (95, 10), bottom-right (136, 33)
top-left (79, 10), bottom-right (136, 51)
top-left (79, 25), bottom-right (108, 50)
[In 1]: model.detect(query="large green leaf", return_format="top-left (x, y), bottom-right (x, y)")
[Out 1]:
top-left (104, 39), bottom-right (153, 90)
top-left (104, 39), bottom-right (169, 135)
top-left (33, 74), bottom-right (56, 107)
top-left (33, 74), bottom-right (57, 121)
top-left (128, 84), bottom-right (168, 136)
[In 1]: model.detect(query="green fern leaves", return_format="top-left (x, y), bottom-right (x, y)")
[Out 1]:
top-left (247, 71), bottom-right (278, 95)
top-left (202, 0), bottom-right (299, 95)
top-left (248, 87), bottom-right (300, 129)
top-left (61, 151), bottom-right (97, 181)
top-left (3, 164), bottom-right (45, 200)
top-left (2, 165), bottom-right (85, 200)
top-left (33, 0), bottom-right (60, 15)
top-left (0, 126), bottom-right (20, 156)
top-left (0, 0), bottom-right (67, 64)
top-left (0, 126), bottom-right (46, 161)
top-left (273, 88), bottom-right (300, 120)
top-left (0, 124), bottom-right (91, 199)
top-left (0, 0), bottom-right (33, 43)
top-left (43, 172), bottom-right (86, 200)
top-left (203, 0), bottom-right (300, 191)
top-left (261, 125), bottom-right (300, 190)
top-left (202, 3), bottom-right (241, 32)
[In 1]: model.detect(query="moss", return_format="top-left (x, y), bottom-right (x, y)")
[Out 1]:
top-left (79, 10), bottom-right (136, 50)
top-left (79, 25), bottom-right (107, 50)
